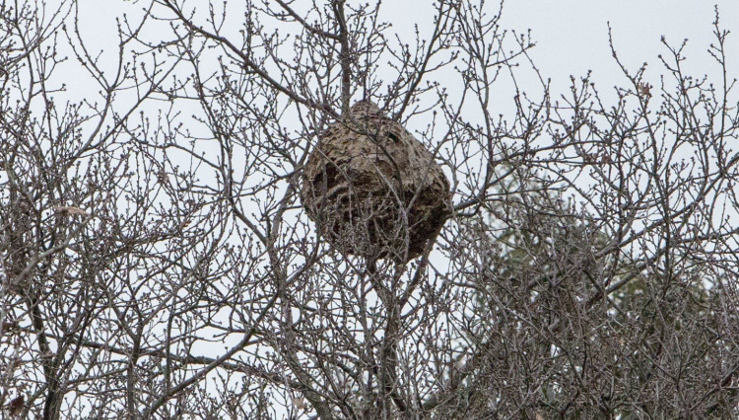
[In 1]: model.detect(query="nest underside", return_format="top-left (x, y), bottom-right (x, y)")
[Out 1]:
top-left (303, 177), bottom-right (449, 261)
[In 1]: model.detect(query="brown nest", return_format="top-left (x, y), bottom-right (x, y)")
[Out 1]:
top-left (301, 101), bottom-right (452, 262)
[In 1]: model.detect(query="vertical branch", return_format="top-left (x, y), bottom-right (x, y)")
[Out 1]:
top-left (366, 257), bottom-right (408, 414)
top-left (125, 327), bottom-right (144, 420)
top-left (333, 0), bottom-right (352, 115)
top-left (27, 298), bottom-right (59, 419)
top-left (380, 304), bottom-right (407, 414)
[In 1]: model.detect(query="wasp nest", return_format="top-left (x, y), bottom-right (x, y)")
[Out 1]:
top-left (301, 101), bottom-right (452, 262)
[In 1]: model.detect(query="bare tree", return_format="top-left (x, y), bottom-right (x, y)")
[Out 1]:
top-left (1, 0), bottom-right (737, 418)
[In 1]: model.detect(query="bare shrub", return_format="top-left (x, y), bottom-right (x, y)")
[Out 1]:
top-left (1, 1), bottom-right (737, 418)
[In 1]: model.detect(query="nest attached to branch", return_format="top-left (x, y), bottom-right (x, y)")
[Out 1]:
top-left (301, 101), bottom-right (452, 263)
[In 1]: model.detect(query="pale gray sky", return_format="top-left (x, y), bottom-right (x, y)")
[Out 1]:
top-left (505, 1), bottom-right (738, 92)
top-left (68, 0), bottom-right (738, 98)
top-left (382, 1), bottom-right (738, 98)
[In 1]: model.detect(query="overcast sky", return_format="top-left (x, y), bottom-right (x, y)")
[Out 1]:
top-left (509, 1), bottom-right (737, 90)
top-left (380, 0), bottom-right (739, 98)
top-left (69, 1), bottom-right (739, 97)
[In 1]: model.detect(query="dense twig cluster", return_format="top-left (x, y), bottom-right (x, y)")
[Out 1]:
top-left (1, 1), bottom-right (737, 418)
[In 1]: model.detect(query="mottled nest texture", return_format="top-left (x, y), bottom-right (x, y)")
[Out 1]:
top-left (301, 101), bottom-right (452, 262)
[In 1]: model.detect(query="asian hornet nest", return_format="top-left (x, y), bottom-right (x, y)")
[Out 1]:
top-left (301, 101), bottom-right (452, 263)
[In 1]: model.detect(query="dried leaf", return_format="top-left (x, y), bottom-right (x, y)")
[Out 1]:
top-left (1, 321), bottom-right (18, 333)
top-left (8, 395), bottom-right (24, 417)
top-left (53, 206), bottom-right (88, 217)
top-left (291, 395), bottom-right (307, 411)
top-left (638, 83), bottom-right (652, 98)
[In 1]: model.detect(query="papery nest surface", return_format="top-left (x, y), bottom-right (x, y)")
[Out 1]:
top-left (301, 101), bottom-right (452, 262)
